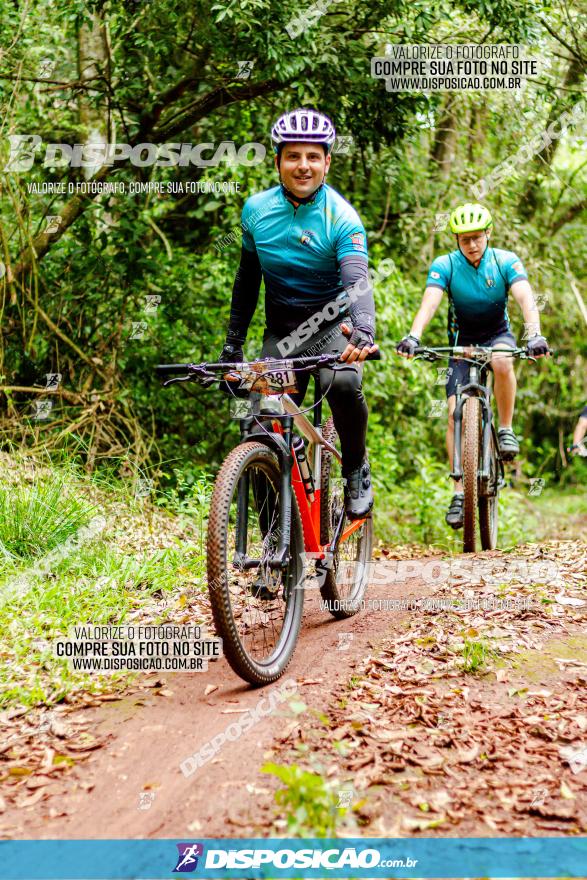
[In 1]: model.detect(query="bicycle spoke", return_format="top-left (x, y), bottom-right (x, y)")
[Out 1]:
top-left (319, 417), bottom-right (373, 618)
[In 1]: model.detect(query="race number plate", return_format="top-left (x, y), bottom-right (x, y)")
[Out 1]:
top-left (225, 360), bottom-right (298, 395)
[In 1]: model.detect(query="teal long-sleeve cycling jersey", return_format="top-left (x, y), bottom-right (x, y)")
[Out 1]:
top-left (226, 183), bottom-right (375, 342)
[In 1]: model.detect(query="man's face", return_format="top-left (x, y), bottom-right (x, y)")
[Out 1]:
top-left (275, 142), bottom-right (331, 198)
top-left (457, 229), bottom-right (491, 265)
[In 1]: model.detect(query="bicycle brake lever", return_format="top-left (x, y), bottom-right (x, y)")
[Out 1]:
top-left (162, 374), bottom-right (201, 387)
top-left (162, 366), bottom-right (219, 387)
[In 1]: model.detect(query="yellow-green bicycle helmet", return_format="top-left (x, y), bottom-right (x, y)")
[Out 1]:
top-left (449, 203), bottom-right (493, 234)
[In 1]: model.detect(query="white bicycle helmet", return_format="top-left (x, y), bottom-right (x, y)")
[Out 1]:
top-left (271, 108), bottom-right (336, 153)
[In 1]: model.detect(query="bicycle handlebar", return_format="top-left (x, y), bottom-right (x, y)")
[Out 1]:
top-left (413, 345), bottom-right (533, 362)
top-left (155, 348), bottom-right (381, 379)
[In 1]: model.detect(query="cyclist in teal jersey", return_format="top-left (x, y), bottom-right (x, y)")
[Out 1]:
top-left (217, 109), bottom-right (378, 519)
top-left (397, 203), bottom-right (550, 529)
top-left (569, 405), bottom-right (587, 457)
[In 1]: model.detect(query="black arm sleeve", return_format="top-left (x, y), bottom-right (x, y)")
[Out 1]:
top-left (340, 255), bottom-right (376, 339)
top-left (225, 246), bottom-right (263, 346)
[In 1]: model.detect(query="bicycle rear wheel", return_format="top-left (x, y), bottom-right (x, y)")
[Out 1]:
top-left (462, 397), bottom-right (481, 553)
top-left (319, 417), bottom-right (372, 619)
top-left (207, 441), bottom-right (305, 685)
top-left (479, 425), bottom-right (499, 549)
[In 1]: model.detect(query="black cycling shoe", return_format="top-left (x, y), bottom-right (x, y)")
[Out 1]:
top-left (498, 427), bottom-right (520, 461)
top-left (445, 493), bottom-right (464, 529)
top-left (343, 459), bottom-right (373, 520)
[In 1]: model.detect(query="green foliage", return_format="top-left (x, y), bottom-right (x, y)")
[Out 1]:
top-left (460, 637), bottom-right (498, 673)
top-left (0, 460), bottom-right (208, 707)
top-left (262, 762), bottom-right (346, 837)
top-left (0, 472), bottom-right (97, 562)
top-left (0, 0), bottom-right (584, 546)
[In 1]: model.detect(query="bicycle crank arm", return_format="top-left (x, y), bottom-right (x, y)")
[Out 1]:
top-left (316, 551), bottom-right (335, 571)
top-left (326, 508), bottom-right (347, 559)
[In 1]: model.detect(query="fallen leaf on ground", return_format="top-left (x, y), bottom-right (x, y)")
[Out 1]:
top-left (25, 776), bottom-right (52, 790)
top-left (554, 594), bottom-right (585, 607)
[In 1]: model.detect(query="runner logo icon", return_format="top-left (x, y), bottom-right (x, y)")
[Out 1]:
top-left (173, 843), bottom-right (204, 873)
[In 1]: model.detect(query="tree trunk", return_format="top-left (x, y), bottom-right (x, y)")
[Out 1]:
top-left (431, 95), bottom-right (458, 179)
top-left (519, 58), bottom-right (585, 219)
top-left (78, 11), bottom-right (112, 180)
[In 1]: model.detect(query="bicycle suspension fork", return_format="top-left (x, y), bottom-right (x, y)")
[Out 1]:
top-left (451, 368), bottom-right (493, 481)
top-left (234, 414), bottom-right (294, 571)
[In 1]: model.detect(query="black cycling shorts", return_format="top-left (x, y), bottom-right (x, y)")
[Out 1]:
top-left (581, 405), bottom-right (587, 420)
top-left (445, 329), bottom-right (517, 399)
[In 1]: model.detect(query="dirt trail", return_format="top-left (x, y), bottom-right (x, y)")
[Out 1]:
top-left (1, 559), bottom-right (438, 838)
top-left (2, 544), bottom-right (585, 840)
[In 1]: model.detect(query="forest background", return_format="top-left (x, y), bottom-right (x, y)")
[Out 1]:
top-left (0, 0), bottom-right (585, 550)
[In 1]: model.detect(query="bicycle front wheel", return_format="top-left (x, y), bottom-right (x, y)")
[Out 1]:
top-left (207, 441), bottom-right (305, 685)
top-left (479, 425), bottom-right (499, 550)
top-left (319, 417), bottom-right (373, 619)
top-left (462, 397), bottom-right (481, 553)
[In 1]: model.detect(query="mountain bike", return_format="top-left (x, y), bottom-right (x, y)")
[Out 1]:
top-left (156, 351), bottom-right (380, 685)
top-left (414, 345), bottom-right (533, 553)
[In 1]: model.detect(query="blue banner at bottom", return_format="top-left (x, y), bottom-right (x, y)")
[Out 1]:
top-left (1, 837), bottom-right (586, 879)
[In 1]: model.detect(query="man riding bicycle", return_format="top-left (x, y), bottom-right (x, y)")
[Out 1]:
top-left (397, 203), bottom-right (550, 529)
top-left (569, 405), bottom-right (587, 457)
top-left (216, 108), bottom-right (378, 519)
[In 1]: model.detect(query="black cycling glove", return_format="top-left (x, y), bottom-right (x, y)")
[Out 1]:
top-left (569, 443), bottom-right (587, 458)
top-left (345, 325), bottom-right (374, 351)
top-left (201, 343), bottom-right (245, 392)
top-left (218, 343), bottom-right (244, 365)
top-left (216, 342), bottom-right (248, 397)
top-left (525, 335), bottom-right (549, 357)
top-left (396, 334), bottom-right (420, 357)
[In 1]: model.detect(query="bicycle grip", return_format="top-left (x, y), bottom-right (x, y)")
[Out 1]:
top-left (365, 348), bottom-right (382, 361)
top-left (155, 363), bottom-right (193, 376)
